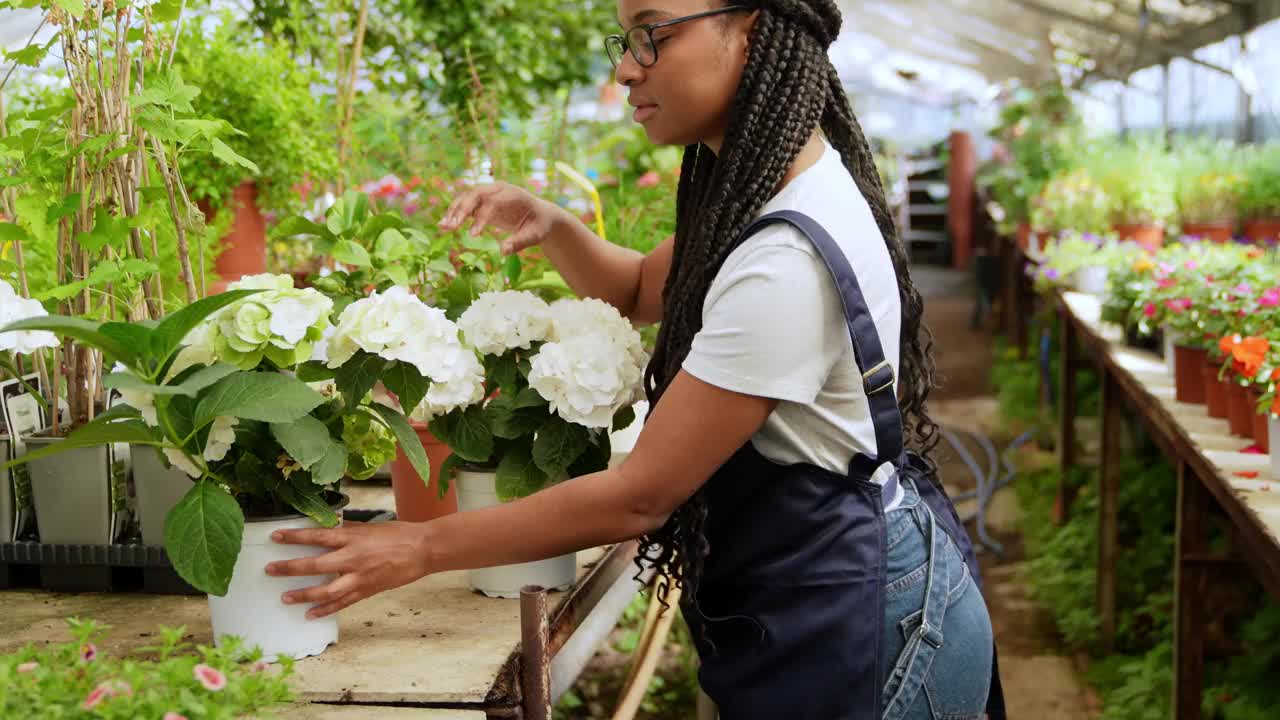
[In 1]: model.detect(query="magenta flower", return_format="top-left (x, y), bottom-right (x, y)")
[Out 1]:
top-left (1233, 283), bottom-right (1253, 296)
top-left (1143, 303), bottom-right (1158, 318)
top-left (81, 687), bottom-right (109, 710)
top-left (163, 713), bottom-right (189, 720)
top-left (1157, 278), bottom-right (1175, 289)
top-left (1261, 288), bottom-right (1280, 308)
top-left (1164, 298), bottom-right (1193, 314)
top-left (194, 663), bottom-right (228, 692)
top-left (1184, 260), bottom-right (1199, 270)
top-left (16, 662), bottom-right (38, 673)
top-left (636, 171), bottom-right (661, 188)
top-left (80, 643), bottom-right (97, 663)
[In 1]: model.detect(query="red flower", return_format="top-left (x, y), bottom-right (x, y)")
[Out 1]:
top-left (81, 687), bottom-right (108, 710)
top-left (194, 663), bottom-right (227, 692)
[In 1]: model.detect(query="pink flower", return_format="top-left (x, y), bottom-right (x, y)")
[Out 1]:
top-left (1233, 283), bottom-right (1252, 296)
top-left (163, 713), bottom-right (189, 720)
top-left (1164, 298), bottom-right (1193, 314)
top-left (96, 679), bottom-right (132, 697)
top-left (80, 643), bottom-right (97, 662)
top-left (1261, 288), bottom-right (1280, 308)
top-left (1156, 278), bottom-right (1176, 289)
top-left (1143, 303), bottom-right (1157, 318)
top-left (1184, 260), bottom-right (1199, 270)
top-left (194, 663), bottom-right (227, 692)
top-left (249, 660), bottom-right (269, 673)
top-left (16, 662), bottom-right (38, 673)
top-left (81, 687), bottom-right (108, 710)
top-left (636, 171), bottom-right (661, 188)
top-left (1158, 262), bottom-right (1176, 276)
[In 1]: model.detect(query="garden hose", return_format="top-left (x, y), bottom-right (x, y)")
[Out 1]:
top-left (554, 161), bottom-right (608, 241)
top-left (939, 423), bottom-right (1035, 557)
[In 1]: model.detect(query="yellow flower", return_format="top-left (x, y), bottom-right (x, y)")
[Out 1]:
top-left (1133, 257), bottom-right (1155, 274)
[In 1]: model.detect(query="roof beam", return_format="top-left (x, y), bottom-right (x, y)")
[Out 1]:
top-left (1003, 0), bottom-right (1236, 76)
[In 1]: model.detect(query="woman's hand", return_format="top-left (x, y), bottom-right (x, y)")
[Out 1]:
top-left (438, 182), bottom-right (570, 255)
top-left (265, 520), bottom-right (434, 619)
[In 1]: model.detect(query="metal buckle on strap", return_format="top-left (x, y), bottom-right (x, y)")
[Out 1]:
top-left (862, 360), bottom-right (895, 396)
top-left (918, 622), bottom-right (944, 649)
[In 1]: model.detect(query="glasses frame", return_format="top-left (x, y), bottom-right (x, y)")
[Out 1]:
top-left (605, 5), bottom-right (750, 69)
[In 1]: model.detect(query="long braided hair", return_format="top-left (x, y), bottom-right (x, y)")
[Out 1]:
top-left (638, 0), bottom-right (942, 607)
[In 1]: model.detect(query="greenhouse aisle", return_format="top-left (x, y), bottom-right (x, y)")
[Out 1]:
top-left (918, 265), bottom-right (1093, 719)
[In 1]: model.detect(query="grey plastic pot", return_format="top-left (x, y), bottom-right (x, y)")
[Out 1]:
top-left (131, 444), bottom-right (193, 546)
top-left (26, 436), bottom-right (115, 545)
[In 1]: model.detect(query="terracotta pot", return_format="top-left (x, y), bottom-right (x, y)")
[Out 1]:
top-left (1016, 223), bottom-right (1032, 252)
top-left (1244, 217), bottom-right (1280, 245)
top-left (1181, 221), bottom-right (1234, 244)
top-left (1228, 381), bottom-right (1253, 438)
top-left (1114, 223), bottom-right (1165, 251)
top-left (1203, 363), bottom-right (1228, 419)
top-left (1250, 389), bottom-right (1270, 453)
top-left (1173, 345), bottom-right (1207, 404)
top-left (389, 423), bottom-right (458, 522)
top-left (200, 181), bottom-right (267, 295)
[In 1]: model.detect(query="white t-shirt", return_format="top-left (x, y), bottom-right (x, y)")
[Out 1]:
top-left (682, 139), bottom-right (905, 511)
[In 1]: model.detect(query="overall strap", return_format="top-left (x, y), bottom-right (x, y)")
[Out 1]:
top-left (740, 209), bottom-right (905, 468)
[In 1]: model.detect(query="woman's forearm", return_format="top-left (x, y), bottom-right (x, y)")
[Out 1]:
top-left (418, 465), bottom-right (666, 574)
top-left (541, 207), bottom-right (647, 316)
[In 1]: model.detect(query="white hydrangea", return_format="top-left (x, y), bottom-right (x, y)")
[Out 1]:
top-left (409, 350), bottom-right (486, 423)
top-left (326, 286), bottom-right (474, 383)
top-left (527, 335), bottom-right (646, 429)
top-left (168, 321), bottom-right (219, 377)
top-left (209, 274), bottom-right (333, 369)
top-left (112, 362), bottom-right (158, 427)
top-left (0, 280), bottom-right (59, 355)
top-left (203, 416), bottom-right (238, 462)
top-left (548, 297), bottom-right (648, 369)
top-left (458, 291), bottom-right (553, 356)
top-left (163, 447), bottom-right (202, 478)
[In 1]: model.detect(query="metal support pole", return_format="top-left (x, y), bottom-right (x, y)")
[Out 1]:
top-left (521, 586), bottom-right (551, 720)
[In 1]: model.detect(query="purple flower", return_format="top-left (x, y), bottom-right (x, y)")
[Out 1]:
top-left (1043, 267), bottom-right (1060, 281)
top-left (1082, 232), bottom-right (1102, 246)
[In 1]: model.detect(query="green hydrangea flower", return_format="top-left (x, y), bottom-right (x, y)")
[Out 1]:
top-left (208, 274), bottom-right (334, 370)
top-left (342, 413), bottom-right (397, 481)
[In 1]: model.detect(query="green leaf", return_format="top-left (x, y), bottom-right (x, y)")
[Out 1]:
top-left (234, 452), bottom-right (279, 497)
top-left (0, 222), bottom-right (27, 242)
top-left (0, 175), bottom-right (30, 188)
top-left (164, 480), bottom-right (244, 597)
top-left (437, 453), bottom-right (464, 498)
top-left (332, 239), bottom-right (372, 268)
top-left (2, 418), bottom-right (160, 471)
top-left (53, 0), bottom-right (85, 17)
top-left (310, 440), bottom-right (347, 486)
top-left (445, 405), bottom-right (494, 462)
top-left (569, 435), bottom-right (612, 478)
top-left (3, 44), bottom-right (46, 68)
top-left (381, 264), bottom-right (410, 287)
top-left (151, 289), bottom-right (261, 362)
top-left (295, 360), bottom-right (336, 382)
top-left (334, 352), bottom-right (385, 404)
top-left (361, 214), bottom-right (406, 242)
top-left (381, 361), bottom-right (430, 418)
top-left (276, 482), bottom-right (340, 527)
top-left (495, 442), bottom-right (548, 501)
top-left (75, 207), bottom-right (130, 254)
top-left (326, 192), bottom-right (369, 236)
top-left (487, 391), bottom-right (549, 440)
top-left (272, 216), bottom-right (334, 242)
top-left (485, 352), bottom-right (519, 395)
top-left (270, 416), bottom-right (332, 470)
top-left (47, 193), bottom-right (81, 224)
top-left (504, 254), bottom-right (522, 285)
top-left (210, 137), bottom-right (260, 174)
top-left (195, 372), bottom-right (325, 427)
top-left (612, 404), bottom-right (637, 433)
top-left (0, 315), bottom-right (134, 366)
top-left (98, 322), bottom-right (153, 365)
top-left (370, 403), bottom-right (430, 487)
top-left (131, 69), bottom-right (200, 113)
top-left (72, 132), bottom-right (118, 159)
top-left (532, 416), bottom-right (589, 478)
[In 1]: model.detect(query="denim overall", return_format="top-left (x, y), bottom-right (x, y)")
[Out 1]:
top-left (683, 211), bottom-right (1006, 719)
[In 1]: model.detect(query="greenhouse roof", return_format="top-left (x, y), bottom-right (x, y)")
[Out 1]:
top-left (832, 0), bottom-right (1280, 102)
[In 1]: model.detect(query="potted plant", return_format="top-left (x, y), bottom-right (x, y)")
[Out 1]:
top-left (2, 274), bottom-right (468, 660)
top-left (1029, 169), bottom-right (1111, 241)
top-left (1093, 136), bottom-right (1177, 250)
top-left (1174, 138), bottom-right (1242, 244)
top-left (0, 618), bottom-right (293, 718)
top-left (424, 290), bottom-right (647, 597)
top-left (1035, 231), bottom-right (1131, 297)
top-left (1239, 142), bottom-right (1280, 244)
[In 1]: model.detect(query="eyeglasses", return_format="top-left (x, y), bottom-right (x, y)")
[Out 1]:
top-left (605, 5), bottom-right (750, 69)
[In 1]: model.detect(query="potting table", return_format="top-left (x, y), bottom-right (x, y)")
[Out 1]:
top-left (1056, 290), bottom-right (1280, 720)
top-left (0, 484), bottom-right (648, 720)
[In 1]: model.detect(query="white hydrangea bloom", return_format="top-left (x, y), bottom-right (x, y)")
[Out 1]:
top-left (548, 297), bottom-right (648, 370)
top-left (0, 280), bottom-right (59, 355)
top-left (409, 350), bottom-right (486, 423)
top-left (527, 336), bottom-right (646, 429)
top-left (111, 362), bottom-right (158, 427)
top-left (203, 416), bottom-right (238, 462)
top-left (168, 321), bottom-right (219, 378)
top-left (457, 291), bottom-right (552, 356)
top-left (163, 447), bottom-right (202, 478)
top-left (208, 274), bottom-right (333, 369)
top-left (326, 286), bottom-right (473, 382)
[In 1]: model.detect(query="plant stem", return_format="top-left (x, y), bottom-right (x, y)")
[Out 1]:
top-left (150, 135), bottom-right (198, 303)
top-left (335, 0), bottom-right (370, 193)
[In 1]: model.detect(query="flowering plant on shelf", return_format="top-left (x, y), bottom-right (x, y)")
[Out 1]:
top-left (1034, 231), bottom-right (1132, 292)
top-left (0, 275), bottom-right (466, 596)
top-left (424, 290), bottom-right (647, 501)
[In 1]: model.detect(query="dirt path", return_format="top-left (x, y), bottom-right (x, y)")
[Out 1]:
top-left (921, 276), bottom-right (1094, 720)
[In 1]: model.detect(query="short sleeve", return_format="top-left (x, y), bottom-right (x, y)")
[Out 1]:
top-left (682, 233), bottom-right (847, 403)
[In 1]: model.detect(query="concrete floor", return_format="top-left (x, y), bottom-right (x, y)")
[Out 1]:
top-left (919, 263), bottom-right (1094, 720)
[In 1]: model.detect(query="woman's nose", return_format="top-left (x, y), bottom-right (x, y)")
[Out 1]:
top-left (614, 51), bottom-right (644, 86)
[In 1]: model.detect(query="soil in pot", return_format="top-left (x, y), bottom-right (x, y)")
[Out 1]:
top-left (208, 493), bottom-right (349, 662)
top-left (1244, 218), bottom-right (1280, 245)
top-left (1173, 346), bottom-right (1207, 404)
top-left (1115, 223), bottom-right (1165, 251)
top-left (1203, 363), bottom-right (1228, 419)
top-left (390, 423), bottom-right (457, 522)
top-left (1227, 382), bottom-right (1253, 438)
top-left (1182, 221), bottom-right (1234, 244)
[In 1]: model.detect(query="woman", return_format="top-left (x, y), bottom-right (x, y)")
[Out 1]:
top-left (269, 1), bottom-right (1002, 717)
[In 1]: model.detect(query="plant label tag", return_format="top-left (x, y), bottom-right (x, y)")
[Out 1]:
top-left (0, 374), bottom-right (45, 540)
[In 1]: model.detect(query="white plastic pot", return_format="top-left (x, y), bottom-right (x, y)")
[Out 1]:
top-left (1073, 265), bottom-right (1109, 296)
top-left (208, 509), bottom-right (342, 662)
top-left (1270, 416), bottom-right (1280, 480)
top-left (455, 468), bottom-right (576, 598)
top-left (1163, 327), bottom-right (1180, 373)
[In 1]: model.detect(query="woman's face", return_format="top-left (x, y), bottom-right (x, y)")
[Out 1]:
top-left (613, 0), bottom-right (756, 150)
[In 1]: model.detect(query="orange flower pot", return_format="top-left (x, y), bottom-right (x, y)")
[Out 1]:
top-left (1203, 363), bottom-right (1228, 419)
top-left (1016, 223), bottom-right (1032, 252)
top-left (201, 181), bottom-right (267, 295)
top-left (1173, 345), bottom-right (1207, 404)
top-left (1244, 218), bottom-right (1280, 245)
top-left (1114, 223), bottom-right (1165, 251)
top-left (1228, 381), bottom-right (1253, 438)
top-left (1250, 389), bottom-right (1270, 453)
top-left (390, 423), bottom-right (458, 522)
top-left (1182, 221), bottom-right (1234, 244)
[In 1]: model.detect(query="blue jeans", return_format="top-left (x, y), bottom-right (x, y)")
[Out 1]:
top-left (881, 479), bottom-right (994, 720)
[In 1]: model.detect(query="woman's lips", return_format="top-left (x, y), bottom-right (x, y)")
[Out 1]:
top-left (633, 105), bottom-right (657, 123)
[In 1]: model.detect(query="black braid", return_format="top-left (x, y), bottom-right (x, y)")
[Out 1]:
top-left (637, 0), bottom-right (944, 612)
